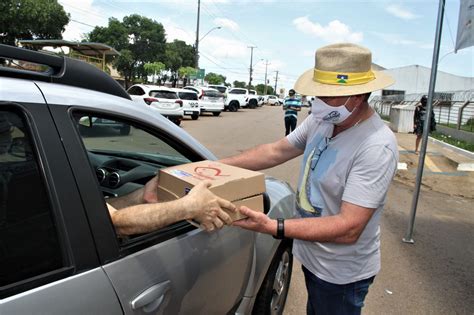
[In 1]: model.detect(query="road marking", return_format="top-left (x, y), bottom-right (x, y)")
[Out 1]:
top-left (424, 155), bottom-right (443, 172)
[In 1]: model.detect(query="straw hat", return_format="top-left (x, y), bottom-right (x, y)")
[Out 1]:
top-left (294, 43), bottom-right (395, 97)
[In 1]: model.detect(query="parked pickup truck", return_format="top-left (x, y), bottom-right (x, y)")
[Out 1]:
top-left (225, 88), bottom-right (260, 111)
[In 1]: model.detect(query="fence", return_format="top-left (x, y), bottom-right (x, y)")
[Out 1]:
top-left (370, 91), bottom-right (474, 132)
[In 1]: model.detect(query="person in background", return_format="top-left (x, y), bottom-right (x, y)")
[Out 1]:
top-left (283, 89), bottom-right (302, 135)
top-left (221, 43), bottom-right (398, 315)
top-left (413, 95), bottom-right (436, 154)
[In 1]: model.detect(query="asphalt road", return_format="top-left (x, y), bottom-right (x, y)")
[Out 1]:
top-left (181, 106), bottom-right (474, 315)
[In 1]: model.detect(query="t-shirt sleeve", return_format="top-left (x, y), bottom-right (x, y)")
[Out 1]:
top-left (286, 115), bottom-right (311, 149)
top-left (342, 144), bottom-right (398, 209)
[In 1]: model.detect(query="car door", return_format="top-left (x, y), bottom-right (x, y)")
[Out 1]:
top-left (0, 101), bottom-right (121, 314)
top-left (50, 105), bottom-right (255, 314)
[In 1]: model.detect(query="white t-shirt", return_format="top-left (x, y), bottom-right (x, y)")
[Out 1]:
top-left (287, 112), bottom-right (398, 284)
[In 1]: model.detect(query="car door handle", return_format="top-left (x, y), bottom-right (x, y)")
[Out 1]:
top-left (130, 280), bottom-right (171, 312)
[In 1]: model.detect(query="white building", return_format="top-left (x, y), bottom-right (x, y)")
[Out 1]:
top-left (372, 65), bottom-right (474, 99)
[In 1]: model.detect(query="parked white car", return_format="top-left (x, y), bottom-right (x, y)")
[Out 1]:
top-left (266, 95), bottom-right (281, 106)
top-left (184, 86), bottom-right (224, 116)
top-left (127, 84), bottom-right (184, 125)
top-left (171, 88), bottom-right (200, 120)
top-left (207, 84), bottom-right (228, 95)
top-left (226, 88), bottom-right (260, 111)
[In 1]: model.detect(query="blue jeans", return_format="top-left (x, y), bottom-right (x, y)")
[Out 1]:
top-left (302, 265), bottom-right (375, 315)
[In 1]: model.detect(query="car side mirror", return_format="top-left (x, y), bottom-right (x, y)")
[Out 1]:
top-left (9, 137), bottom-right (31, 158)
top-left (263, 192), bottom-right (271, 214)
top-left (78, 116), bottom-right (93, 127)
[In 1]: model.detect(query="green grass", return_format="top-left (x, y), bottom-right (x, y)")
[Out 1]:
top-left (430, 131), bottom-right (474, 152)
top-left (438, 122), bottom-right (474, 133)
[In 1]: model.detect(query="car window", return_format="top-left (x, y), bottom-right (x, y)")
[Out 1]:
top-left (127, 86), bottom-right (145, 96)
top-left (229, 89), bottom-right (246, 95)
top-left (0, 110), bottom-right (65, 288)
top-left (73, 113), bottom-right (194, 239)
top-left (203, 90), bottom-right (222, 98)
top-left (209, 86), bottom-right (227, 94)
top-left (150, 90), bottom-right (178, 99)
top-left (178, 91), bottom-right (198, 100)
top-left (249, 90), bottom-right (256, 95)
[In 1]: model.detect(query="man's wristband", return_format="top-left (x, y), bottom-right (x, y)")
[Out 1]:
top-left (273, 218), bottom-right (285, 239)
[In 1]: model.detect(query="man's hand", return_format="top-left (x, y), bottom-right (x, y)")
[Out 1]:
top-left (232, 206), bottom-right (276, 235)
top-left (143, 175), bottom-right (159, 203)
top-left (183, 181), bottom-right (237, 232)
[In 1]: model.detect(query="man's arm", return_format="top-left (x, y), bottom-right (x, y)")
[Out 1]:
top-left (109, 181), bottom-right (236, 236)
top-left (234, 201), bottom-right (375, 244)
top-left (106, 176), bottom-right (159, 209)
top-left (219, 137), bottom-right (303, 171)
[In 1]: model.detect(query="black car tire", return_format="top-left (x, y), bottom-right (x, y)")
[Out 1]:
top-left (252, 241), bottom-right (293, 315)
top-left (212, 112), bottom-right (221, 117)
top-left (191, 114), bottom-right (199, 120)
top-left (228, 101), bottom-right (239, 112)
top-left (249, 99), bottom-right (257, 109)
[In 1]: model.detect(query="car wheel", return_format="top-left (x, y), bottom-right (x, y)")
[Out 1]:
top-left (191, 114), bottom-right (199, 120)
top-left (249, 99), bottom-right (257, 109)
top-left (229, 101), bottom-right (239, 112)
top-left (120, 125), bottom-right (131, 135)
top-left (212, 112), bottom-right (221, 117)
top-left (252, 241), bottom-right (293, 315)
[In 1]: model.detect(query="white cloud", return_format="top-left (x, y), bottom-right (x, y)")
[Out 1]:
top-left (201, 35), bottom-right (248, 59)
top-left (293, 17), bottom-right (363, 43)
top-left (60, 0), bottom-right (110, 41)
top-left (214, 18), bottom-right (239, 31)
top-left (371, 31), bottom-right (417, 45)
top-left (386, 4), bottom-right (420, 20)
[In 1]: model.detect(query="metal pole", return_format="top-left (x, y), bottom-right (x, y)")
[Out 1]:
top-left (403, 0), bottom-right (445, 244)
top-left (264, 60), bottom-right (269, 95)
top-left (274, 70), bottom-right (279, 95)
top-left (248, 46), bottom-right (256, 88)
top-left (195, 0), bottom-right (200, 69)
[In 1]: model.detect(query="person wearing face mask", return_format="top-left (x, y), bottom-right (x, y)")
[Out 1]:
top-left (220, 43), bottom-right (399, 315)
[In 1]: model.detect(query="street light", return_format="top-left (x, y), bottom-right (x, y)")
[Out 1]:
top-left (195, 26), bottom-right (222, 69)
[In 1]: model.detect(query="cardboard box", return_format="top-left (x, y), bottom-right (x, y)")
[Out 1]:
top-left (157, 160), bottom-right (266, 221)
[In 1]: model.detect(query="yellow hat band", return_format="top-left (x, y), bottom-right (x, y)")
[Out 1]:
top-left (313, 69), bottom-right (376, 86)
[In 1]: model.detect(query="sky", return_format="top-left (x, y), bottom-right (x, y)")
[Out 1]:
top-left (59, 0), bottom-right (473, 93)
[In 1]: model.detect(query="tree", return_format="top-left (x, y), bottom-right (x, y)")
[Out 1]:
top-left (144, 61), bottom-right (165, 84)
top-left (205, 72), bottom-right (226, 85)
top-left (178, 66), bottom-right (197, 87)
top-left (88, 15), bottom-right (166, 87)
top-left (255, 84), bottom-right (274, 95)
top-left (233, 80), bottom-right (246, 88)
top-left (0, 0), bottom-right (70, 46)
top-left (165, 40), bottom-right (195, 87)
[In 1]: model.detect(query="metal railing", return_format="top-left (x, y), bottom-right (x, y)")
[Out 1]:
top-left (370, 92), bottom-right (473, 132)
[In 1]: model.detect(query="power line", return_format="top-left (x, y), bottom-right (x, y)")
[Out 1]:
top-left (70, 19), bottom-right (96, 28)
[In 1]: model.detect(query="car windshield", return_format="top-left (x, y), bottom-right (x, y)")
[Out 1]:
top-left (149, 90), bottom-right (178, 99)
top-left (178, 92), bottom-right (198, 100)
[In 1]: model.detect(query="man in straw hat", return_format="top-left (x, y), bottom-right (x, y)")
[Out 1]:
top-left (221, 43), bottom-right (399, 314)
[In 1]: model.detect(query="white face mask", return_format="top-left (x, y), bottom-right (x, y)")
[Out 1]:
top-left (311, 97), bottom-right (352, 125)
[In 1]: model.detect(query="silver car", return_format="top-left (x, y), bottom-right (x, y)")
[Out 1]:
top-left (0, 45), bottom-right (295, 314)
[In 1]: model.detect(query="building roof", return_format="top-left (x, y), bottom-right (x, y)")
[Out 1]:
top-left (19, 40), bottom-right (120, 56)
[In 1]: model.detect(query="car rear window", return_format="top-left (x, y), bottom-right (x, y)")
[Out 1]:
top-left (229, 89), bottom-right (246, 95)
top-left (149, 90), bottom-right (178, 99)
top-left (178, 92), bottom-right (198, 100)
top-left (203, 90), bottom-right (222, 98)
top-left (209, 86), bottom-right (227, 93)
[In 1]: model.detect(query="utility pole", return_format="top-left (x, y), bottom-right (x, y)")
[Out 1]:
top-left (274, 70), bottom-right (279, 95)
top-left (248, 46), bottom-right (256, 88)
top-left (263, 59), bottom-right (270, 95)
top-left (195, 0), bottom-right (201, 69)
